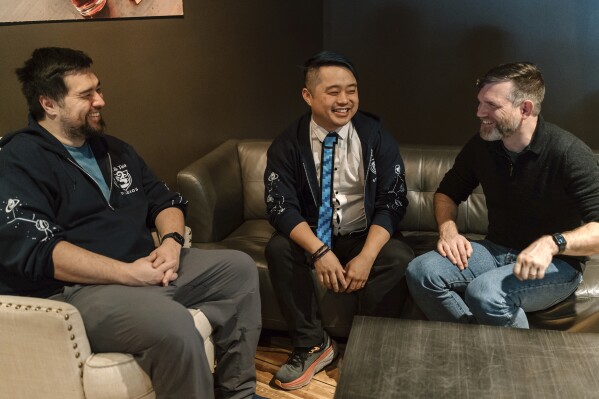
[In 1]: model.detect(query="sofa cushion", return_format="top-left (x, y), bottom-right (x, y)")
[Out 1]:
top-left (83, 353), bottom-right (154, 399)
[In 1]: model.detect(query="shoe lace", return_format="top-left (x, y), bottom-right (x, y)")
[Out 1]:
top-left (288, 345), bottom-right (321, 369)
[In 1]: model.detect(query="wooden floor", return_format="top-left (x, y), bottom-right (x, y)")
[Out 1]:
top-left (254, 330), bottom-right (346, 399)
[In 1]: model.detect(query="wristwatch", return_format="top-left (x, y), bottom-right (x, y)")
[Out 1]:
top-left (551, 233), bottom-right (567, 254)
top-left (161, 232), bottom-right (184, 247)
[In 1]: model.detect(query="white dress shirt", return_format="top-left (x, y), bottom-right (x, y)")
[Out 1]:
top-left (310, 119), bottom-right (367, 235)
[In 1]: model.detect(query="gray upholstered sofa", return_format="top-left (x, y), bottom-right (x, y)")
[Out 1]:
top-left (178, 140), bottom-right (599, 337)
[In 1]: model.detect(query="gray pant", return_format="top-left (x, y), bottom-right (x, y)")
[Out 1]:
top-left (52, 248), bottom-right (261, 399)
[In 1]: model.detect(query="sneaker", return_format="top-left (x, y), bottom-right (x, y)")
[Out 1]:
top-left (274, 331), bottom-right (337, 390)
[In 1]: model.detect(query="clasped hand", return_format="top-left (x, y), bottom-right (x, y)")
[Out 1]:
top-left (128, 241), bottom-right (181, 286)
top-left (314, 251), bottom-right (373, 293)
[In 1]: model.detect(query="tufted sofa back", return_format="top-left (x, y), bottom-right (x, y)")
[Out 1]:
top-left (178, 140), bottom-right (490, 243)
top-left (398, 145), bottom-right (487, 234)
top-left (232, 141), bottom-right (489, 235)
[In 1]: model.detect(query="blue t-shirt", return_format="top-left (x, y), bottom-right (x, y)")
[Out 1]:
top-left (64, 142), bottom-right (111, 201)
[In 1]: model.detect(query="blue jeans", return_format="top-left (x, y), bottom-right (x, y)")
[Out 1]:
top-left (405, 240), bottom-right (582, 328)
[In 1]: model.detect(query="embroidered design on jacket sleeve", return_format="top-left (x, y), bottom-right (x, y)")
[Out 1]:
top-left (369, 158), bottom-right (377, 183)
top-left (266, 171), bottom-right (286, 215)
top-left (387, 164), bottom-right (406, 210)
top-left (4, 198), bottom-right (57, 242)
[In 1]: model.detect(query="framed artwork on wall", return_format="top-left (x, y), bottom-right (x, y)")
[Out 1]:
top-left (0, 0), bottom-right (183, 23)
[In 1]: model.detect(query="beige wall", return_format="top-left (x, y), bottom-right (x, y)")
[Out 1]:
top-left (0, 1), bottom-right (323, 188)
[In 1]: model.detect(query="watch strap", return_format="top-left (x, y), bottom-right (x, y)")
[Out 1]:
top-left (161, 232), bottom-right (184, 247)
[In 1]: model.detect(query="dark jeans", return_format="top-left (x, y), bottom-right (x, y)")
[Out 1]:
top-left (52, 248), bottom-right (261, 399)
top-left (266, 232), bottom-right (414, 347)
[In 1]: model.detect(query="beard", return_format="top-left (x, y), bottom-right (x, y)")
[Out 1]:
top-left (63, 117), bottom-right (106, 141)
top-left (479, 115), bottom-right (519, 142)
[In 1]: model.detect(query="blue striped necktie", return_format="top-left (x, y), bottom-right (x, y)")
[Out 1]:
top-left (316, 132), bottom-right (338, 248)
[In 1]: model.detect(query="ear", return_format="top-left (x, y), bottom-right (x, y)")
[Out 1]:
top-left (301, 88), bottom-right (312, 107)
top-left (39, 95), bottom-right (59, 117)
top-left (520, 100), bottom-right (534, 118)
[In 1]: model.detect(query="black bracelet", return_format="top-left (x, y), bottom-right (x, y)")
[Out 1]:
top-left (311, 244), bottom-right (330, 263)
top-left (311, 244), bottom-right (328, 260)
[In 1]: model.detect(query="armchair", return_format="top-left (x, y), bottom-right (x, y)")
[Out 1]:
top-left (0, 227), bottom-right (214, 399)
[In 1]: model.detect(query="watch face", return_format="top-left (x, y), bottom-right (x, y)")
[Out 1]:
top-left (552, 233), bottom-right (566, 252)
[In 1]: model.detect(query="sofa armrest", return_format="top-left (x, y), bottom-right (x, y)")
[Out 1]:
top-left (0, 295), bottom-right (215, 399)
top-left (82, 308), bottom-right (214, 399)
top-left (0, 295), bottom-right (92, 399)
top-left (177, 139), bottom-right (245, 243)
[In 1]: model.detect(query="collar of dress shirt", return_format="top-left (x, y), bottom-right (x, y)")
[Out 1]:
top-left (310, 119), bottom-right (351, 143)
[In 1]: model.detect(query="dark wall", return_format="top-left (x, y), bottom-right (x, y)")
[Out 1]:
top-left (0, 1), bottom-right (323, 187)
top-left (3, 0), bottom-right (599, 189)
top-left (324, 0), bottom-right (599, 148)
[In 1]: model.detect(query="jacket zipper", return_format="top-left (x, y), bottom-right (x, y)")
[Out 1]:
top-left (107, 153), bottom-right (114, 203)
top-left (66, 157), bottom-right (115, 210)
top-left (302, 162), bottom-right (318, 207)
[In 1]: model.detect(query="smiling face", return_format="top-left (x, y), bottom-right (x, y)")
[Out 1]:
top-left (476, 81), bottom-right (523, 141)
top-left (302, 65), bottom-right (359, 131)
top-left (56, 71), bottom-right (106, 142)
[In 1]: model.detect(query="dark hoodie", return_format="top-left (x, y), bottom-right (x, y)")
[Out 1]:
top-left (0, 117), bottom-right (187, 297)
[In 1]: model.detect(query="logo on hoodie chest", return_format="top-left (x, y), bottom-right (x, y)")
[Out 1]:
top-left (113, 164), bottom-right (139, 195)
